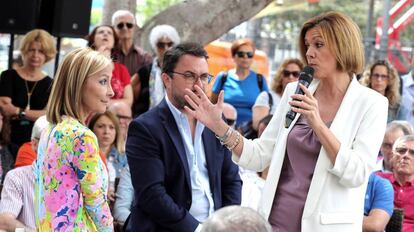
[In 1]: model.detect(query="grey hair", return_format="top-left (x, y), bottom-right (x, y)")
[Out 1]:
top-left (201, 206), bottom-right (272, 232)
top-left (149, 25), bottom-right (180, 51)
top-left (387, 120), bottom-right (413, 136)
top-left (223, 102), bottom-right (237, 119)
top-left (111, 10), bottom-right (136, 26)
top-left (392, 135), bottom-right (414, 151)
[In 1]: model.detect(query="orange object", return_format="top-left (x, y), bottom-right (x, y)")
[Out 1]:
top-left (204, 40), bottom-right (270, 96)
top-left (15, 141), bottom-right (36, 167)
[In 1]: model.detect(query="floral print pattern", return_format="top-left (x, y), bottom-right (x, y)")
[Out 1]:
top-left (35, 116), bottom-right (113, 231)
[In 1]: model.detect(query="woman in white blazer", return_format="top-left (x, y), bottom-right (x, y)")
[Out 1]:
top-left (184, 11), bottom-right (388, 232)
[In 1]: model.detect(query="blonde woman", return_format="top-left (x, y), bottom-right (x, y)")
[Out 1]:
top-left (0, 29), bottom-right (56, 146)
top-left (35, 48), bottom-right (114, 231)
top-left (360, 60), bottom-right (405, 122)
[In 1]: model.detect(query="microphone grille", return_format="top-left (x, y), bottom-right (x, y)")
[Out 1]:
top-left (303, 66), bottom-right (314, 76)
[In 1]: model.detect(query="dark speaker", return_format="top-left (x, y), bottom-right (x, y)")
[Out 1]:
top-left (39, 0), bottom-right (92, 38)
top-left (0, 0), bottom-right (41, 34)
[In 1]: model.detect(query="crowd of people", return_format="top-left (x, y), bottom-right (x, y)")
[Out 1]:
top-left (1, 8), bottom-right (414, 232)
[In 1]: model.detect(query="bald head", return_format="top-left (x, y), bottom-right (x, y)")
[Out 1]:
top-left (222, 103), bottom-right (237, 128)
top-left (108, 102), bottom-right (132, 140)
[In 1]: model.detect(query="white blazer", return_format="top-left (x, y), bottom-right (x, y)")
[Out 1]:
top-left (234, 77), bottom-right (388, 232)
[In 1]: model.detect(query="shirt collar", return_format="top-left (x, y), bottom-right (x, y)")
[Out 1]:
top-left (165, 95), bottom-right (205, 131)
top-left (389, 173), bottom-right (414, 186)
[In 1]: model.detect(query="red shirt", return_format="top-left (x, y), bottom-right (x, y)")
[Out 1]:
top-left (111, 62), bottom-right (131, 99)
top-left (15, 142), bottom-right (36, 167)
top-left (377, 172), bottom-right (414, 232)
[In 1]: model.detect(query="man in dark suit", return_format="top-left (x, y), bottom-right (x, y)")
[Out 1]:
top-left (125, 42), bottom-right (242, 232)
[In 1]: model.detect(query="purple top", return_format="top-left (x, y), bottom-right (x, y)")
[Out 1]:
top-left (268, 116), bottom-right (323, 232)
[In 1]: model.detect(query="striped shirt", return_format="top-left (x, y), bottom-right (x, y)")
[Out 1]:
top-left (0, 163), bottom-right (35, 229)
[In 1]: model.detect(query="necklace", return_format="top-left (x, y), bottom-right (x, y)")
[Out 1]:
top-left (24, 80), bottom-right (38, 110)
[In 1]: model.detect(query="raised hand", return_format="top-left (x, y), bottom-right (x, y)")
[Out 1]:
top-left (184, 85), bottom-right (227, 135)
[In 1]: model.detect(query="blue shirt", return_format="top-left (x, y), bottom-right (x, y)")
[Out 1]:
top-left (212, 70), bottom-right (268, 126)
top-left (165, 96), bottom-right (214, 223)
top-left (364, 172), bottom-right (394, 216)
top-left (401, 72), bottom-right (414, 126)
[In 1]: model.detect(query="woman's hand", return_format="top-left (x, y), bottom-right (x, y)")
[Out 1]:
top-left (289, 83), bottom-right (324, 129)
top-left (184, 85), bottom-right (228, 135)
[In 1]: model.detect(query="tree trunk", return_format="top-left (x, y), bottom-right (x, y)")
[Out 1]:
top-left (139, 0), bottom-right (273, 51)
top-left (102, 0), bottom-right (137, 25)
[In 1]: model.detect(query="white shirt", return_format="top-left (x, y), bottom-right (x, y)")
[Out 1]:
top-left (165, 96), bottom-right (214, 224)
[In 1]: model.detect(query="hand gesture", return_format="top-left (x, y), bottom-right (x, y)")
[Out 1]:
top-left (184, 86), bottom-right (227, 134)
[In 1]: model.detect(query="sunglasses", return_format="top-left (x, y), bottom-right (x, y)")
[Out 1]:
top-left (282, 70), bottom-right (300, 78)
top-left (395, 147), bottom-right (414, 156)
top-left (116, 22), bottom-right (134, 29)
top-left (236, 51), bottom-right (254, 59)
top-left (157, 41), bottom-right (174, 49)
top-left (371, 73), bottom-right (389, 80)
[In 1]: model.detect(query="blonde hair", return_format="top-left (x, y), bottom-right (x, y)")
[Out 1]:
top-left (20, 29), bottom-right (56, 63)
top-left (46, 48), bottom-right (113, 124)
top-left (360, 60), bottom-right (400, 106)
top-left (298, 11), bottom-right (364, 75)
top-left (271, 58), bottom-right (304, 95)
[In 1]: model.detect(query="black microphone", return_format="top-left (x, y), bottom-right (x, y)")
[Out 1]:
top-left (285, 66), bottom-right (314, 128)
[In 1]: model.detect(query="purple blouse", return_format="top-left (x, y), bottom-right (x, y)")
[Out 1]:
top-left (268, 116), bottom-right (323, 232)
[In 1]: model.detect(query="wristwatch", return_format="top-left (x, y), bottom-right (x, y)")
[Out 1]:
top-left (18, 108), bottom-right (26, 119)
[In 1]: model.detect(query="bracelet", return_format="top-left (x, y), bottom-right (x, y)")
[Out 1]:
top-left (226, 130), bottom-right (241, 150)
top-left (215, 126), bottom-right (232, 144)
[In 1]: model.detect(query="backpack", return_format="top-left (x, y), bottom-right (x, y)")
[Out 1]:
top-left (218, 72), bottom-right (272, 139)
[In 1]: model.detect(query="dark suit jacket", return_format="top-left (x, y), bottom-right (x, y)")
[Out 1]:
top-left (125, 99), bottom-right (242, 232)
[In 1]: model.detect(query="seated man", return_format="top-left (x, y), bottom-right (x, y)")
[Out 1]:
top-left (377, 134), bottom-right (414, 232)
top-left (377, 120), bottom-right (413, 172)
top-left (0, 162), bottom-right (35, 231)
top-left (363, 172), bottom-right (394, 232)
top-left (201, 205), bottom-right (271, 232)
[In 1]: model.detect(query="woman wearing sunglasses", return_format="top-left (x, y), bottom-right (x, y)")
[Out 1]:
top-left (133, 24), bottom-right (180, 117)
top-left (252, 58), bottom-right (304, 130)
top-left (211, 38), bottom-right (269, 127)
top-left (360, 60), bottom-right (406, 122)
top-left (87, 25), bottom-right (133, 108)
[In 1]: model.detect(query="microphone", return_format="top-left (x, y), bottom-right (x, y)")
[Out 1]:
top-left (284, 66), bottom-right (314, 128)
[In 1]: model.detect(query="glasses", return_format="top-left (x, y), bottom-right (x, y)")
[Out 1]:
top-left (117, 114), bottom-right (132, 121)
top-left (282, 70), bottom-right (300, 78)
top-left (225, 118), bottom-right (236, 126)
top-left (157, 42), bottom-right (174, 49)
top-left (116, 22), bottom-right (134, 30)
top-left (395, 147), bottom-right (414, 156)
top-left (171, 71), bottom-right (213, 84)
top-left (236, 51), bottom-right (254, 59)
top-left (371, 73), bottom-right (389, 80)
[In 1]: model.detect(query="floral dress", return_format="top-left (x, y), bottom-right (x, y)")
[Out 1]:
top-left (35, 116), bottom-right (113, 231)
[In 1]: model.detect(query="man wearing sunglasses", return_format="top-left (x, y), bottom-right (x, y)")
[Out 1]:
top-left (377, 135), bottom-right (414, 232)
top-left (111, 10), bottom-right (152, 78)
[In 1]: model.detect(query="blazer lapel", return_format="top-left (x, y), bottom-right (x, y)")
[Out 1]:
top-left (303, 77), bottom-right (361, 217)
top-left (158, 99), bottom-right (191, 189)
top-left (202, 130), bottom-right (217, 189)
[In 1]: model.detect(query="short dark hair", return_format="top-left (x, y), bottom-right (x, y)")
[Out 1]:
top-left (259, 114), bottom-right (273, 127)
top-left (162, 42), bottom-right (208, 75)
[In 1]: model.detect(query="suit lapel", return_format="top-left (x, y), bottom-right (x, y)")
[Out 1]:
top-left (158, 99), bottom-right (191, 189)
top-left (202, 129), bottom-right (216, 189)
